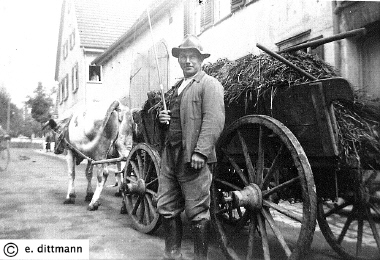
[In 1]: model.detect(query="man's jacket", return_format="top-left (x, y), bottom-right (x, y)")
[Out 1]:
top-left (177, 71), bottom-right (225, 163)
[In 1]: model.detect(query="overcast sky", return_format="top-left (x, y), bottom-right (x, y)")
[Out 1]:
top-left (0, 0), bottom-right (62, 108)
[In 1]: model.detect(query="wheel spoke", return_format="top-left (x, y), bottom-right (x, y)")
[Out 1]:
top-left (256, 126), bottom-right (264, 185)
top-left (263, 176), bottom-right (300, 198)
top-left (356, 213), bottom-right (363, 256)
top-left (263, 200), bottom-right (303, 223)
top-left (246, 214), bottom-right (257, 260)
top-left (136, 152), bottom-right (143, 177)
top-left (337, 206), bottom-right (356, 244)
top-left (145, 189), bottom-right (157, 197)
top-left (237, 130), bottom-right (256, 183)
top-left (130, 160), bottom-right (140, 177)
top-left (146, 196), bottom-right (156, 219)
top-left (324, 201), bottom-right (351, 217)
top-left (125, 176), bottom-right (137, 183)
top-left (370, 202), bottom-right (380, 216)
top-left (262, 144), bottom-right (284, 189)
top-left (221, 148), bottom-right (249, 186)
top-left (146, 177), bottom-right (158, 188)
top-left (144, 160), bottom-right (153, 182)
top-left (214, 178), bottom-right (242, 191)
top-left (132, 195), bottom-right (142, 215)
top-left (258, 213), bottom-right (270, 260)
top-left (144, 196), bottom-right (150, 224)
top-left (142, 151), bottom-right (148, 172)
top-left (139, 197), bottom-right (146, 223)
top-left (365, 205), bottom-right (380, 250)
top-left (262, 208), bottom-right (292, 257)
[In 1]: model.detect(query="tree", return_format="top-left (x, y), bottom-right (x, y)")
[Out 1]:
top-left (0, 87), bottom-right (10, 128)
top-left (0, 87), bottom-right (25, 137)
top-left (25, 82), bottom-right (54, 124)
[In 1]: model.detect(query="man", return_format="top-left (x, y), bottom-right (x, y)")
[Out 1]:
top-left (158, 34), bottom-right (225, 260)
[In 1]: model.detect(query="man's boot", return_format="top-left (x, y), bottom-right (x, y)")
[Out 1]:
top-left (192, 219), bottom-right (210, 260)
top-left (162, 215), bottom-right (183, 260)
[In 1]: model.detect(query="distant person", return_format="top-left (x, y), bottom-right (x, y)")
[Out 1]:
top-left (45, 134), bottom-right (51, 152)
top-left (90, 71), bottom-right (99, 81)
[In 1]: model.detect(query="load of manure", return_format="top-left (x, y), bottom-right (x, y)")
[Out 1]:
top-left (140, 51), bottom-right (380, 169)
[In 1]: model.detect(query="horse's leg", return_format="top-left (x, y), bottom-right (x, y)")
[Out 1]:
top-left (64, 150), bottom-right (76, 204)
top-left (84, 161), bottom-right (94, 202)
top-left (87, 165), bottom-right (109, 211)
top-left (114, 161), bottom-right (124, 197)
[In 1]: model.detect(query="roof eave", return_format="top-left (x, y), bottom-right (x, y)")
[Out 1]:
top-left (54, 0), bottom-right (66, 81)
top-left (92, 0), bottom-right (177, 65)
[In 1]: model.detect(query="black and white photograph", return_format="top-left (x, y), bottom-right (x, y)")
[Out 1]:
top-left (0, 0), bottom-right (379, 259)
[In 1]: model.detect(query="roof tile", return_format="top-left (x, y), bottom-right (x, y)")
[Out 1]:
top-left (74, 0), bottom-right (141, 49)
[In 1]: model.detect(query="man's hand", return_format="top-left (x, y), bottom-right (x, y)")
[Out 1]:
top-left (159, 110), bottom-right (171, 124)
top-left (191, 152), bottom-right (206, 170)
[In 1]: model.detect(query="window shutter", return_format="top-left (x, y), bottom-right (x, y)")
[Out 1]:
top-left (64, 74), bottom-right (69, 101)
top-left (201, 0), bottom-right (214, 31)
top-left (231, 0), bottom-right (245, 12)
top-left (184, 1), bottom-right (190, 36)
top-left (184, 1), bottom-right (197, 36)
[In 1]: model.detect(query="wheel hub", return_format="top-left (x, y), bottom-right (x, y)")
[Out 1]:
top-left (232, 183), bottom-right (262, 210)
top-left (123, 179), bottom-right (146, 196)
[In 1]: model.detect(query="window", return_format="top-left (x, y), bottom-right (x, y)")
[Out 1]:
top-left (214, 0), bottom-right (230, 22)
top-left (63, 40), bottom-right (68, 59)
top-left (89, 65), bottom-right (101, 82)
top-left (72, 63), bottom-right (79, 93)
top-left (59, 81), bottom-right (63, 104)
top-left (69, 30), bottom-right (75, 50)
top-left (63, 74), bottom-right (69, 101)
top-left (200, 0), bottom-right (214, 32)
top-left (184, 1), bottom-right (195, 36)
top-left (231, 0), bottom-right (245, 13)
top-left (59, 75), bottom-right (69, 104)
top-left (184, 0), bottom-right (234, 35)
top-left (276, 30), bottom-right (324, 60)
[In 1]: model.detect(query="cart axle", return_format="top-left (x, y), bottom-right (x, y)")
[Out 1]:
top-left (123, 179), bottom-right (146, 195)
top-left (232, 183), bottom-right (263, 210)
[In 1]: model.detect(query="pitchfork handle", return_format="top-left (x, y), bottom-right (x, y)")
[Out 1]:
top-left (256, 43), bottom-right (317, 81)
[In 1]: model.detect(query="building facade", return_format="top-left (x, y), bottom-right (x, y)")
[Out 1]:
top-left (57, 0), bottom-right (380, 117)
top-left (55, 0), bottom-right (141, 118)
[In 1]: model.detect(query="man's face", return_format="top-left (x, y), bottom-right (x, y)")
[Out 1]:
top-left (178, 49), bottom-right (204, 78)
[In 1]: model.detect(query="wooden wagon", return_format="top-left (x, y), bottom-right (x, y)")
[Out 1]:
top-left (120, 48), bottom-right (380, 260)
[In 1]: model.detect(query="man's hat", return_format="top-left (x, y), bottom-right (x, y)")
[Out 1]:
top-left (172, 34), bottom-right (210, 59)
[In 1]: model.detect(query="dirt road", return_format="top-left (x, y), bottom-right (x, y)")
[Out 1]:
top-left (0, 148), bottom-right (353, 259)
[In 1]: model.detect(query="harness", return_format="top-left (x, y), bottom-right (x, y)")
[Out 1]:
top-left (53, 123), bottom-right (120, 166)
top-left (52, 101), bottom-right (122, 165)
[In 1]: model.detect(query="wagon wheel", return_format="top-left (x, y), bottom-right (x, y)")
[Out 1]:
top-left (211, 115), bottom-right (317, 260)
top-left (0, 139), bottom-right (10, 171)
top-left (122, 143), bottom-right (161, 234)
top-left (317, 169), bottom-right (380, 260)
